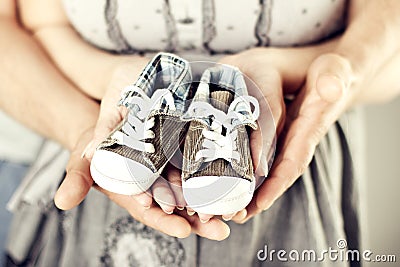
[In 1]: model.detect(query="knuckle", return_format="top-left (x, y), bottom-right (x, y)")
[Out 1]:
top-left (313, 53), bottom-right (356, 88)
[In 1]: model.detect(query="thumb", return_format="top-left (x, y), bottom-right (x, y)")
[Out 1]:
top-left (309, 53), bottom-right (355, 105)
top-left (83, 104), bottom-right (126, 160)
top-left (255, 53), bottom-right (355, 211)
top-left (285, 53), bottom-right (355, 131)
top-left (54, 154), bottom-right (93, 210)
top-left (54, 129), bottom-right (94, 210)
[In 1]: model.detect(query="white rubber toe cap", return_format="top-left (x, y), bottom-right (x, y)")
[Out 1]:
top-left (182, 176), bottom-right (255, 215)
top-left (90, 150), bottom-right (158, 195)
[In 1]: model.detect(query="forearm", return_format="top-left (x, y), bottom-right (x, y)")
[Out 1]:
top-left (0, 17), bottom-right (99, 150)
top-left (17, 0), bottom-right (146, 100)
top-left (34, 25), bottom-right (143, 99)
top-left (336, 0), bottom-right (400, 104)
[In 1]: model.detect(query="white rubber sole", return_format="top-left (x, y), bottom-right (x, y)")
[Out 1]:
top-left (182, 175), bottom-right (255, 215)
top-left (90, 150), bottom-right (159, 195)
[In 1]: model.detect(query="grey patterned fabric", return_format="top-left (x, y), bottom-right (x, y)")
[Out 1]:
top-left (0, 161), bottom-right (29, 266)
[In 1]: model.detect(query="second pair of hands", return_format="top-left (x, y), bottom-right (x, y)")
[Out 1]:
top-left (54, 41), bottom-right (357, 241)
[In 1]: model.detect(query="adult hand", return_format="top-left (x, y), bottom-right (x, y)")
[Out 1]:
top-left (54, 60), bottom-right (231, 240)
top-left (228, 0), bottom-right (400, 223)
top-left (218, 44), bottom-right (353, 223)
top-left (81, 58), bottom-right (184, 214)
top-left (244, 52), bottom-right (354, 223)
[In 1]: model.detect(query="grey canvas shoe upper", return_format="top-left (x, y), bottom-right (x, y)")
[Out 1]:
top-left (90, 53), bottom-right (192, 195)
top-left (181, 65), bottom-right (260, 214)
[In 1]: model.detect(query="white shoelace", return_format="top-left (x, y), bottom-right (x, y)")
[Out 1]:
top-left (186, 95), bottom-right (259, 163)
top-left (112, 86), bottom-right (176, 153)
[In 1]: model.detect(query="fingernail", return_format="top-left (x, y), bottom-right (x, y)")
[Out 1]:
top-left (262, 201), bottom-right (273, 211)
top-left (176, 206), bottom-right (184, 210)
top-left (200, 218), bottom-right (210, 224)
top-left (144, 205), bottom-right (151, 210)
top-left (80, 148), bottom-right (88, 159)
top-left (164, 209), bottom-right (174, 215)
top-left (80, 141), bottom-right (93, 159)
top-left (263, 206), bottom-right (270, 211)
top-left (187, 210), bottom-right (195, 216)
top-left (222, 215), bottom-right (234, 221)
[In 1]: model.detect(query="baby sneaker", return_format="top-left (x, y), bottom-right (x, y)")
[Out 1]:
top-left (90, 53), bottom-right (192, 195)
top-left (181, 65), bottom-right (260, 215)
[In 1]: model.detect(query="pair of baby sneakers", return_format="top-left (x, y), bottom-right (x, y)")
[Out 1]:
top-left (90, 53), bottom-right (260, 215)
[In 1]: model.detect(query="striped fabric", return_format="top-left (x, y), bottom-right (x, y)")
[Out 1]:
top-left (182, 90), bottom-right (254, 182)
top-left (181, 66), bottom-right (259, 182)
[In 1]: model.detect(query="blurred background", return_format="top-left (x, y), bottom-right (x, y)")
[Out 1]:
top-left (365, 97), bottom-right (400, 266)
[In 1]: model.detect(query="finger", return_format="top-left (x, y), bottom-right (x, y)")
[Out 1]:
top-left (191, 217), bottom-right (230, 240)
top-left (83, 105), bottom-right (125, 160)
top-left (131, 191), bottom-right (153, 208)
top-left (175, 209), bottom-right (230, 241)
top-left (54, 151), bottom-right (93, 210)
top-left (313, 54), bottom-right (353, 103)
top-left (197, 213), bottom-right (214, 224)
top-left (256, 53), bottom-right (354, 211)
top-left (285, 53), bottom-right (353, 122)
top-left (142, 206), bottom-right (190, 238)
top-left (186, 207), bottom-right (196, 216)
top-left (100, 185), bottom-right (229, 240)
top-left (164, 163), bottom-right (186, 210)
top-left (222, 212), bottom-right (237, 221)
top-left (236, 197), bottom-right (262, 224)
top-left (152, 177), bottom-right (176, 214)
top-left (231, 209), bottom-right (247, 223)
top-left (84, 63), bottom-right (140, 160)
top-left (245, 69), bottom-right (283, 177)
top-left (249, 126), bottom-right (268, 179)
top-left (97, 186), bottom-right (191, 238)
top-left (249, 126), bottom-right (272, 189)
top-left (83, 78), bottom-right (128, 160)
top-left (55, 130), bottom-right (94, 210)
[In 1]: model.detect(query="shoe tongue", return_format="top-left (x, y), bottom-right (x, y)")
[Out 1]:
top-left (210, 90), bottom-right (234, 113)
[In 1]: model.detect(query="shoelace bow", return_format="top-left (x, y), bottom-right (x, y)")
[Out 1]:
top-left (112, 85), bottom-right (176, 153)
top-left (186, 95), bottom-right (259, 163)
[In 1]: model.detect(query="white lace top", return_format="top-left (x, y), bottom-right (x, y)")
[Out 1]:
top-left (62, 0), bottom-right (347, 54)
